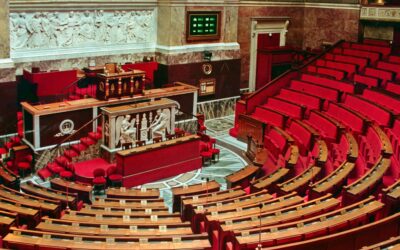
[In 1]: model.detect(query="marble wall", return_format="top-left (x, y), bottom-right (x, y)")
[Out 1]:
top-left (303, 7), bottom-right (360, 49)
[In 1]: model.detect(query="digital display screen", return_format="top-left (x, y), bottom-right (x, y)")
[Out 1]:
top-left (187, 11), bottom-right (220, 41)
top-left (189, 14), bottom-right (218, 36)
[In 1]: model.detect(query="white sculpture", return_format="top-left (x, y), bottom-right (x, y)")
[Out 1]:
top-left (115, 115), bottom-right (136, 147)
top-left (9, 10), bottom-right (155, 50)
top-left (148, 109), bottom-right (171, 140)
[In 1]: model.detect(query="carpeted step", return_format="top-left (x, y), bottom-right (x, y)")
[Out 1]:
top-left (71, 143), bottom-right (87, 154)
top-left (38, 168), bottom-right (53, 180)
top-left (63, 149), bottom-right (79, 160)
top-left (80, 137), bottom-right (97, 147)
top-left (88, 132), bottom-right (102, 141)
top-left (55, 156), bottom-right (70, 167)
top-left (17, 112), bottom-right (23, 121)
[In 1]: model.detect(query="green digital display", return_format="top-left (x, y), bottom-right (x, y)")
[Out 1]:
top-left (187, 12), bottom-right (220, 41)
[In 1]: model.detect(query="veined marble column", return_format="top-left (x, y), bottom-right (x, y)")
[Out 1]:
top-left (0, 0), bottom-right (15, 83)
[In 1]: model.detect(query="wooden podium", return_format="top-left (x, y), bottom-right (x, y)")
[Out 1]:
top-left (96, 64), bottom-right (146, 100)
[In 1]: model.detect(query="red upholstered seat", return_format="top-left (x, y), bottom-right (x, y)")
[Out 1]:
top-left (6, 161), bottom-right (13, 169)
top-left (63, 149), bottom-right (78, 160)
top-left (107, 165), bottom-right (122, 187)
top-left (0, 147), bottom-right (7, 155)
top-left (71, 143), bottom-right (87, 153)
top-left (80, 137), bottom-right (97, 147)
top-left (17, 161), bottom-right (31, 177)
top-left (88, 131), bottom-right (102, 140)
top-left (93, 168), bottom-right (106, 193)
top-left (200, 149), bottom-right (213, 165)
top-left (211, 148), bottom-right (220, 162)
top-left (55, 156), bottom-right (70, 167)
top-left (60, 164), bottom-right (74, 180)
top-left (4, 142), bottom-right (13, 150)
top-left (47, 163), bottom-right (64, 174)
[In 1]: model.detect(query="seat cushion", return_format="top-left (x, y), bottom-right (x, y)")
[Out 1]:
top-left (109, 174), bottom-right (123, 182)
top-left (93, 176), bottom-right (106, 185)
top-left (60, 171), bottom-right (73, 179)
top-left (17, 161), bottom-right (31, 170)
top-left (200, 151), bottom-right (212, 158)
top-left (211, 148), bottom-right (220, 154)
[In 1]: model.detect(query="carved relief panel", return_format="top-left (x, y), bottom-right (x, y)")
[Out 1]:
top-left (9, 10), bottom-right (155, 51)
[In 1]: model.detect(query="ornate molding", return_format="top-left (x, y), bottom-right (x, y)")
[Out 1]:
top-left (10, 0), bottom-right (157, 11)
top-left (360, 6), bottom-right (400, 22)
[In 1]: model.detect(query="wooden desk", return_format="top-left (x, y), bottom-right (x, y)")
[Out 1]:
top-left (220, 194), bottom-right (338, 232)
top-left (277, 166), bottom-right (321, 196)
top-left (251, 168), bottom-right (289, 193)
top-left (235, 198), bottom-right (383, 249)
top-left (50, 178), bottom-right (93, 203)
top-left (0, 185), bottom-right (60, 218)
top-left (106, 187), bottom-right (160, 199)
top-left (21, 181), bottom-right (77, 210)
top-left (344, 157), bottom-right (391, 204)
top-left (80, 205), bottom-right (171, 216)
top-left (171, 181), bottom-right (220, 213)
top-left (314, 139), bottom-right (328, 166)
top-left (0, 196), bottom-right (40, 228)
top-left (37, 217), bottom-right (192, 236)
top-left (92, 197), bottom-right (166, 209)
top-left (225, 165), bottom-right (260, 189)
top-left (0, 164), bottom-right (19, 190)
top-left (0, 210), bottom-right (17, 237)
top-left (204, 192), bottom-right (302, 222)
top-left (4, 228), bottom-right (211, 250)
top-left (360, 235), bottom-right (400, 250)
top-left (181, 187), bottom-right (245, 221)
top-left (61, 210), bottom-right (183, 225)
top-left (345, 132), bottom-right (359, 162)
top-left (310, 162), bottom-right (355, 199)
top-left (382, 179), bottom-right (400, 214)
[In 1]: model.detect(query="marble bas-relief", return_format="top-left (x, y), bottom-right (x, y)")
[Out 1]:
top-left (9, 10), bottom-right (155, 51)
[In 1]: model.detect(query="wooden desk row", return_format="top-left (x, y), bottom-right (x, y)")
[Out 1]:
top-left (21, 181), bottom-right (78, 210)
top-left (225, 165), bottom-right (260, 189)
top-left (172, 180), bottom-right (220, 213)
top-left (205, 192), bottom-right (303, 223)
top-left (93, 197), bottom-right (167, 209)
top-left (277, 165), bottom-right (321, 196)
top-left (106, 187), bottom-right (160, 199)
top-left (62, 210), bottom-right (183, 225)
top-left (309, 161), bottom-right (355, 199)
top-left (3, 228), bottom-right (211, 250)
top-left (0, 164), bottom-right (19, 190)
top-left (216, 194), bottom-right (340, 250)
top-left (0, 196), bottom-right (40, 228)
top-left (250, 168), bottom-right (290, 193)
top-left (343, 156), bottom-right (391, 205)
top-left (38, 217), bottom-right (193, 237)
top-left (50, 178), bottom-right (93, 203)
top-left (0, 210), bottom-right (17, 237)
top-left (0, 184), bottom-right (61, 218)
top-left (82, 204), bottom-right (170, 216)
top-left (191, 190), bottom-right (273, 233)
top-left (181, 186), bottom-right (245, 221)
top-left (233, 198), bottom-right (383, 249)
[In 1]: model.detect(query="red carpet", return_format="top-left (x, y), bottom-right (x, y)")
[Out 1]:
top-left (74, 158), bottom-right (113, 184)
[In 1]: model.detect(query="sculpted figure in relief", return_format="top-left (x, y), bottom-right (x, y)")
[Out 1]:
top-left (78, 11), bottom-right (94, 44)
top-left (26, 13), bottom-right (46, 48)
top-left (10, 13), bottom-right (29, 49)
top-left (95, 10), bottom-right (107, 43)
